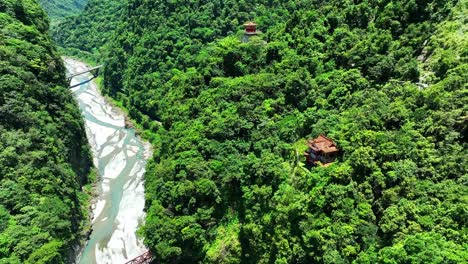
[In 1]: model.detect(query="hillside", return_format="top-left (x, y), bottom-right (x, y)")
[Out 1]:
top-left (37, 0), bottom-right (87, 22)
top-left (54, 0), bottom-right (467, 263)
top-left (0, 0), bottom-right (92, 263)
top-left (50, 0), bottom-right (122, 61)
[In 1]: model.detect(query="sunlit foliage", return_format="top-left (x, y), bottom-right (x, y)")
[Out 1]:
top-left (55, 0), bottom-right (467, 263)
top-left (0, 0), bottom-right (91, 262)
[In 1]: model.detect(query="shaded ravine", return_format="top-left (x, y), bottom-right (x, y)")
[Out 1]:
top-left (64, 58), bottom-right (151, 264)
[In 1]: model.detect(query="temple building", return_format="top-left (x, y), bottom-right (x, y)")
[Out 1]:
top-left (242, 21), bottom-right (260, 42)
top-left (304, 135), bottom-right (339, 166)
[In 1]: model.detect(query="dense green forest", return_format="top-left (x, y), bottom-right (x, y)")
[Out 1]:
top-left (50, 0), bottom-right (122, 61)
top-left (37, 0), bottom-right (87, 22)
top-left (48, 0), bottom-right (468, 262)
top-left (0, 0), bottom-right (92, 263)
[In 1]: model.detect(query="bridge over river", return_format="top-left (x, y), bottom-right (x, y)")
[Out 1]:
top-left (67, 64), bottom-right (103, 88)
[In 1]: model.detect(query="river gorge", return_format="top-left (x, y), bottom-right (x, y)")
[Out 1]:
top-left (64, 59), bottom-right (151, 264)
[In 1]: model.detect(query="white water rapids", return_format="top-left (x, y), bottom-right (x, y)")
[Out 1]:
top-left (64, 58), bottom-right (151, 264)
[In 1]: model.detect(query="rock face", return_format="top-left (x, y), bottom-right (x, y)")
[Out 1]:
top-left (125, 117), bottom-right (135, 129)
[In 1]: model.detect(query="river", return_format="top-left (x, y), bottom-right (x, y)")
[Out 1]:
top-left (64, 58), bottom-right (151, 264)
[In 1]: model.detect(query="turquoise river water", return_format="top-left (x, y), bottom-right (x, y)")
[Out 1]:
top-left (65, 59), bottom-right (151, 264)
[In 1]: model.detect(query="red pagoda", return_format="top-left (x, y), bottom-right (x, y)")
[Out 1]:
top-left (304, 135), bottom-right (339, 166)
top-left (244, 21), bottom-right (258, 35)
top-left (242, 21), bottom-right (260, 42)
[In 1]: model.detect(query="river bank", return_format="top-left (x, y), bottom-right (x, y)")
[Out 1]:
top-left (64, 58), bottom-right (152, 264)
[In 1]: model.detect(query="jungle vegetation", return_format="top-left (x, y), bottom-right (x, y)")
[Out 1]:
top-left (0, 0), bottom-right (92, 263)
top-left (25, 0), bottom-right (468, 263)
top-left (50, 0), bottom-right (122, 62)
top-left (37, 0), bottom-right (87, 23)
top-left (102, 0), bottom-right (467, 262)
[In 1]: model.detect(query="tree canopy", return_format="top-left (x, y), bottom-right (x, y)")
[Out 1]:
top-left (37, 0), bottom-right (87, 22)
top-left (51, 0), bottom-right (468, 262)
top-left (0, 0), bottom-right (92, 262)
top-left (50, 0), bottom-right (122, 61)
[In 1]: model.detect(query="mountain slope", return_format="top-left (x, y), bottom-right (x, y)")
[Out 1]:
top-left (52, 0), bottom-right (467, 262)
top-left (38, 0), bottom-right (87, 22)
top-left (0, 0), bottom-right (92, 263)
top-left (102, 0), bottom-right (466, 262)
top-left (50, 0), bottom-right (123, 61)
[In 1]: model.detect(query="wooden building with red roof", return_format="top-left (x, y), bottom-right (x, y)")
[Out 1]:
top-left (243, 21), bottom-right (258, 35)
top-left (304, 135), bottom-right (339, 166)
top-left (242, 21), bottom-right (262, 43)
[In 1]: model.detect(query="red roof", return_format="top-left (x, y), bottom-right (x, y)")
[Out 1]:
top-left (307, 135), bottom-right (339, 154)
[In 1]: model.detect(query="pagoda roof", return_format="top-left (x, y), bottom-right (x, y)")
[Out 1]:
top-left (307, 135), bottom-right (339, 154)
top-left (243, 21), bottom-right (257, 26)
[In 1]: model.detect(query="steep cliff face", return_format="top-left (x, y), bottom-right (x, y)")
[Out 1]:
top-left (0, 0), bottom-right (92, 263)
